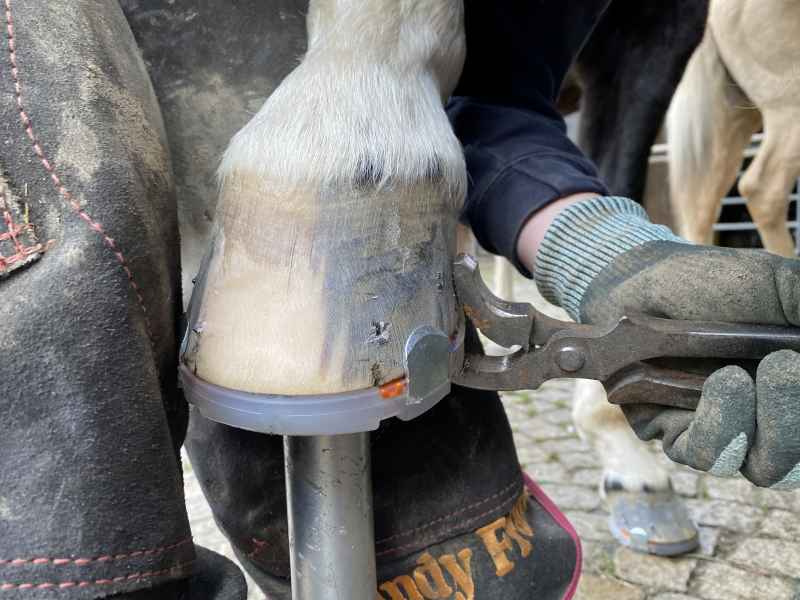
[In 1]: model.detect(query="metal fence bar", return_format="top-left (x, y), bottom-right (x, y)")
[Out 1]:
top-left (714, 220), bottom-right (800, 232)
top-left (721, 194), bottom-right (800, 207)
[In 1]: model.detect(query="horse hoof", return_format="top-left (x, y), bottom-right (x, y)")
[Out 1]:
top-left (180, 0), bottom-right (467, 420)
top-left (181, 178), bottom-right (462, 399)
top-left (603, 475), bottom-right (699, 557)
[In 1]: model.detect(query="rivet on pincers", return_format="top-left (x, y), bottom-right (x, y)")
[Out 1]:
top-left (557, 346), bottom-right (585, 372)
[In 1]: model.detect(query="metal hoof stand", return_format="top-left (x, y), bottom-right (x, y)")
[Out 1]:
top-left (180, 324), bottom-right (461, 600)
top-left (284, 434), bottom-right (376, 599)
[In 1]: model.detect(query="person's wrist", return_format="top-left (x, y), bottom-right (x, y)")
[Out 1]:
top-left (516, 192), bottom-right (600, 274)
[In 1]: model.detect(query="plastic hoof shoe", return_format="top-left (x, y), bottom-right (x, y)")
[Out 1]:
top-left (604, 478), bottom-right (699, 557)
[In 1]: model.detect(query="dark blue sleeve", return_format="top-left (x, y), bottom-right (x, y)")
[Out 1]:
top-left (447, 0), bottom-right (611, 275)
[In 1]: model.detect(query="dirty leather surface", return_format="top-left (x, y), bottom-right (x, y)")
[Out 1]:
top-left (0, 1), bottom-right (192, 597)
top-left (107, 549), bottom-right (245, 600)
top-left (582, 241), bottom-right (800, 488)
top-left (0, 175), bottom-right (43, 276)
top-left (186, 548), bottom-right (246, 600)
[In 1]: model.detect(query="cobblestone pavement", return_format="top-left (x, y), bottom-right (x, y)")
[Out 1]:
top-left (185, 258), bottom-right (800, 599)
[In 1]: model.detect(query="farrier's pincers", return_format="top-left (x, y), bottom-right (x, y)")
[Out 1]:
top-left (451, 254), bottom-right (800, 409)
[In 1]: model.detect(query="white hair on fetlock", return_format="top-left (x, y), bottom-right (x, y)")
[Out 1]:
top-left (573, 379), bottom-right (672, 493)
top-left (219, 0), bottom-right (466, 207)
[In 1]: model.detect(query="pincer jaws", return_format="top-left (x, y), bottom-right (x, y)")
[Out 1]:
top-left (452, 254), bottom-right (535, 350)
top-left (453, 254), bottom-right (569, 349)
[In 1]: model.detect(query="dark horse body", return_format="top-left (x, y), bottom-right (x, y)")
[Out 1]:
top-left (575, 0), bottom-right (709, 201)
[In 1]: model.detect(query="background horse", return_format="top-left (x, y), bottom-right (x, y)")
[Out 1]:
top-left (668, 0), bottom-right (800, 257)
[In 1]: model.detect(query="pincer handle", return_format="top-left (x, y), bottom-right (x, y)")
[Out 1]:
top-left (589, 316), bottom-right (800, 409)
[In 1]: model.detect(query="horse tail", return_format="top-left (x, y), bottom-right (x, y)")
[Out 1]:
top-left (666, 28), bottom-right (727, 236)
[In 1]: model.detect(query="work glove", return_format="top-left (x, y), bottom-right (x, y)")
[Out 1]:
top-left (534, 196), bottom-right (800, 490)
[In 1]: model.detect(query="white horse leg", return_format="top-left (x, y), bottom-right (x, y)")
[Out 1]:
top-left (573, 380), bottom-right (670, 492)
top-left (493, 256), bottom-right (514, 300)
top-left (184, 1), bottom-right (467, 396)
top-left (667, 29), bottom-right (760, 245)
top-left (739, 113), bottom-right (800, 257)
top-left (456, 223), bottom-right (478, 256)
top-left (573, 380), bottom-right (698, 556)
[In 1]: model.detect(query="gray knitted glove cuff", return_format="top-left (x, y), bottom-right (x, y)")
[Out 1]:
top-left (534, 196), bottom-right (687, 321)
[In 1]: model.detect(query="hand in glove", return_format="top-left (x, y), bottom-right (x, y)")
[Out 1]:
top-left (534, 196), bottom-right (800, 489)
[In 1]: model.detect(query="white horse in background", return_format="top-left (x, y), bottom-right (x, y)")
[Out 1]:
top-left (668, 0), bottom-right (800, 256)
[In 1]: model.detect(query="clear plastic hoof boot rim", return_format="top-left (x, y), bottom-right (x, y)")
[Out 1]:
top-left (180, 321), bottom-right (463, 435)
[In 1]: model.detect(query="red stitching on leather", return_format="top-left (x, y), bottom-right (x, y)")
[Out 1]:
top-left (244, 538), bottom-right (287, 564)
top-left (3, 0), bottom-right (152, 339)
top-left (0, 207), bottom-right (42, 272)
top-left (0, 538), bottom-right (192, 568)
top-left (375, 479), bottom-right (520, 545)
top-left (247, 538), bottom-right (267, 560)
top-left (523, 474), bottom-right (582, 600)
top-left (0, 560), bottom-right (193, 591)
